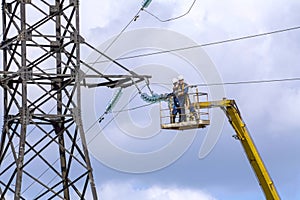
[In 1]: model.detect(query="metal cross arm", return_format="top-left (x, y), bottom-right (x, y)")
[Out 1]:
top-left (84, 74), bottom-right (152, 89)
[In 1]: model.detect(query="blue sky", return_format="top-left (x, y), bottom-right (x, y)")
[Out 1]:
top-left (79, 0), bottom-right (300, 199)
top-left (1, 0), bottom-right (300, 199)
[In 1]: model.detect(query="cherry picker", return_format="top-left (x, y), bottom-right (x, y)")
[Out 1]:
top-left (158, 88), bottom-right (280, 200)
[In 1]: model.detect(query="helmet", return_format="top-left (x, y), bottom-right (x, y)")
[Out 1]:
top-left (178, 75), bottom-right (184, 80)
top-left (172, 78), bottom-right (178, 84)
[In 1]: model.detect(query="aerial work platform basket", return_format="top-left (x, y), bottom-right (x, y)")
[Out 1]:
top-left (160, 88), bottom-right (210, 130)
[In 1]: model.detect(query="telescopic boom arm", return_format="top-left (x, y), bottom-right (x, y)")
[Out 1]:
top-left (198, 99), bottom-right (280, 200)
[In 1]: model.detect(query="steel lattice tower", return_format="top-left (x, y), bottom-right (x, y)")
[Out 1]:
top-left (0, 0), bottom-right (98, 199)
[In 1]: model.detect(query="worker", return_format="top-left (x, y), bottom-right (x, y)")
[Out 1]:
top-left (175, 75), bottom-right (197, 122)
top-left (170, 78), bottom-right (181, 123)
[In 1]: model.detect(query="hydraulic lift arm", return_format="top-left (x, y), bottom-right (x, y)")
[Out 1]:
top-left (199, 99), bottom-right (280, 200)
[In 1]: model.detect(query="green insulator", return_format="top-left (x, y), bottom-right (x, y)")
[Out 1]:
top-left (142, 0), bottom-right (152, 8)
top-left (105, 88), bottom-right (123, 113)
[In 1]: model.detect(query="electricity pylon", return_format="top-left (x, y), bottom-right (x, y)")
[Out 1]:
top-left (0, 1), bottom-right (98, 199)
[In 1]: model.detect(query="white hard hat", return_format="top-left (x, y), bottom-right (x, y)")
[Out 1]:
top-left (178, 75), bottom-right (184, 80)
top-left (172, 78), bottom-right (178, 84)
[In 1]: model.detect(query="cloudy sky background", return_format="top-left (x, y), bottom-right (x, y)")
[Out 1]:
top-left (1, 0), bottom-right (300, 199)
top-left (78, 0), bottom-right (300, 199)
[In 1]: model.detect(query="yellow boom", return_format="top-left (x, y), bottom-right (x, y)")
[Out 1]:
top-left (198, 99), bottom-right (280, 200)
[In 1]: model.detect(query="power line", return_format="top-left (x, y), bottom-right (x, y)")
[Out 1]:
top-left (86, 8), bottom-right (143, 72)
top-left (109, 76), bottom-right (300, 114)
top-left (188, 77), bottom-right (300, 87)
top-left (84, 85), bottom-right (148, 151)
top-left (112, 102), bottom-right (155, 113)
top-left (142, 0), bottom-right (197, 22)
top-left (88, 25), bottom-right (300, 64)
top-left (103, 8), bottom-right (142, 52)
top-left (152, 77), bottom-right (300, 87)
top-left (84, 41), bottom-right (137, 75)
top-left (197, 77), bottom-right (300, 86)
top-left (53, 77), bottom-right (300, 127)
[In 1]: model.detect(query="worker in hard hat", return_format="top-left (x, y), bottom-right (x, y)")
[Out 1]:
top-left (175, 75), bottom-right (197, 122)
top-left (169, 78), bottom-right (181, 123)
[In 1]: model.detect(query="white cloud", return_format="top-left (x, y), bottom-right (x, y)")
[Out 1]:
top-left (80, 1), bottom-right (140, 40)
top-left (81, 0), bottom-right (120, 29)
top-left (269, 87), bottom-right (300, 132)
top-left (98, 181), bottom-right (217, 200)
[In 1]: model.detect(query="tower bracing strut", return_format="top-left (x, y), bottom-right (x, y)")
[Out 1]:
top-left (0, 0), bottom-right (98, 199)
